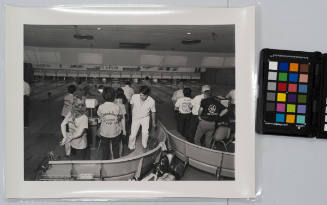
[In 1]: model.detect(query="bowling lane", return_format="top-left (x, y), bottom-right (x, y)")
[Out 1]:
top-left (25, 80), bottom-right (228, 180)
top-left (25, 81), bottom-right (69, 180)
top-left (25, 81), bottom-right (177, 180)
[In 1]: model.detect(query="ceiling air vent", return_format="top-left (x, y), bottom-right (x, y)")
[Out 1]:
top-left (119, 42), bottom-right (150, 49)
top-left (73, 25), bottom-right (94, 40)
top-left (73, 34), bottom-right (94, 40)
top-left (181, 39), bottom-right (201, 45)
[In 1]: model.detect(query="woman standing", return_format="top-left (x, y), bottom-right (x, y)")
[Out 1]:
top-left (60, 95), bottom-right (88, 160)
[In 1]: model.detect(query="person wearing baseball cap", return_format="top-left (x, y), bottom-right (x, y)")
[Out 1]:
top-left (185, 85), bottom-right (210, 142)
top-left (201, 85), bottom-right (211, 92)
top-left (194, 88), bottom-right (228, 148)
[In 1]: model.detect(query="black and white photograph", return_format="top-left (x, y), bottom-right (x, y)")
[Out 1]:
top-left (24, 24), bottom-right (235, 181)
top-left (6, 6), bottom-right (255, 198)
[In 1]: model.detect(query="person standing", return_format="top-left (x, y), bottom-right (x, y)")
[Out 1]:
top-left (194, 91), bottom-right (228, 148)
top-left (97, 87), bottom-right (124, 160)
top-left (60, 95), bottom-right (88, 160)
top-left (226, 89), bottom-right (235, 105)
top-left (61, 85), bottom-right (77, 119)
top-left (121, 80), bottom-right (134, 129)
top-left (143, 76), bottom-right (152, 87)
top-left (171, 81), bottom-right (184, 106)
top-left (186, 85), bottom-right (210, 142)
top-left (114, 88), bottom-right (127, 154)
top-left (121, 81), bottom-right (134, 102)
top-left (225, 89), bottom-right (235, 138)
top-left (175, 88), bottom-right (192, 138)
top-left (128, 86), bottom-right (156, 150)
top-left (24, 81), bottom-right (31, 128)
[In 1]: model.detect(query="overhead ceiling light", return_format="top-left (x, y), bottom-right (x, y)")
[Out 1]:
top-left (186, 32), bottom-right (191, 35)
top-left (97, 27), bottom-right (102, 30)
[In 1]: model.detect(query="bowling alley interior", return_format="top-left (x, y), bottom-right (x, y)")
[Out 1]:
top-left (24, 25), bottom-right (235, 181)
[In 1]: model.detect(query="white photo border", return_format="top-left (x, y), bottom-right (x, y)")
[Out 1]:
top-left (5, 6), bottom-right (255, 198)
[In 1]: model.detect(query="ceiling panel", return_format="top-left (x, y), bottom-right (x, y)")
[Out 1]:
top-left (24, 25), bottom-right (235, 53)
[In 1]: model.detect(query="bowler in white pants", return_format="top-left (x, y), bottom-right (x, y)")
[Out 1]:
top-left (128, 86), bottom-right (156, 150)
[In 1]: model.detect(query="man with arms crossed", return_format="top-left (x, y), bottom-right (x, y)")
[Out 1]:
top-left (128, 86), bottom-right (156, 150)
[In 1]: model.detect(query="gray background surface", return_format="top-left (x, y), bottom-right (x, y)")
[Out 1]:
top-left (1, 0), bottom-right (327, 204)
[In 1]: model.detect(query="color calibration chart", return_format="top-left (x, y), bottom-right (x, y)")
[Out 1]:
top-left (266, 61), bottom-right (309, 125)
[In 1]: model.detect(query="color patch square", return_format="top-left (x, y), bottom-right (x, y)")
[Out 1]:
top-left (276, 113), bottom-right (285, 122)
top-left (278, 83), bottom-right (287, 92)
top-left (297, 105), bottom-right (306, 114)
top-left (268, 72), bottom-right (277, 80)
top-left (278, 72), bottom-right (288, 81)
top-left (289, 63), bottom-right (299, 72)
top-left (296, 115), bottom-right (306, 124)
top-left (289, 73), bottom-right (298, 82)
top-left (287, 94), bottom-right (297, 103)
top-left (299, 74), bottom-right (308, 83)
top-left (277, 93), bottom-right (286, 102)
top-left (286, 114), bottom-right (295, 123)
top-left (325, 124), bottom-right (327, 131)
top-left (287, 104), bottom-right (296, 113)
top-left (276, 103), bottom-right (285, 112)
top-left (279, 62), bottom-right (289, 71)
top-left (269, 61), bottom-right (278, 70)
top-left (298, 95), bottom-right (307, 103)
top-left (299, 84), bottom-right (307, 93)
top-left (266, 92), bottom-right (275, 101)
top-left (325, 115), bottom-right (327, 122)
top-left (265, 112), bottom-right (275, 122)
top-left (266, 103), bottom-right (275, 111)
top-left (268, 82), bottom-right (276, 91)
top-left (288, 84), bottom-right (297, 92)
top-left (300, 64), bottom-right (309, 72)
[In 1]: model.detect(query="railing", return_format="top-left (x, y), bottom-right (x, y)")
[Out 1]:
top-left (163, 128), bottom-right (235, 179)
top-left (39, 121), bottom-right (234, 181)
top-left (39, 122), bottom-right (166, 181)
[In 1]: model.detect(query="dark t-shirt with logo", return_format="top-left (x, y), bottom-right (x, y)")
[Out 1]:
top-left (200, 97), bottom-right (225, 122)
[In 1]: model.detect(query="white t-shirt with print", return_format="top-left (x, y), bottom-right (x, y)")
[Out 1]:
top-left (130, 94), bottom-right (156, 119)
top-left (175, 97), bottom-right (192, 114)
top-left (97, 102), bottom-right (123, 138)
top-left (63, 112), bottom-right (88, 149)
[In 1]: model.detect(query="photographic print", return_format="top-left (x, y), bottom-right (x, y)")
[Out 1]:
top-left (24, 24), bottom-right (235, 182)
top-left (6, 6), bottom-right (255, 198)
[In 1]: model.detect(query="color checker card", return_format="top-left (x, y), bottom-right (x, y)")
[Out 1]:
top-left (256, 49), bottom-right (327, 137)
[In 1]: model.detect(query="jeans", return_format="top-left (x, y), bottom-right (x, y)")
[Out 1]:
top-left (194, 120), bottom-right (216, 148)
top-left (99, 135), bottom-right (122, 160)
